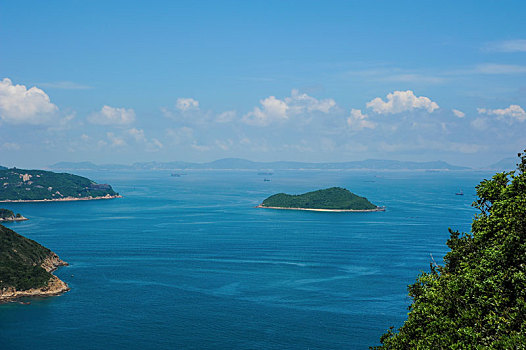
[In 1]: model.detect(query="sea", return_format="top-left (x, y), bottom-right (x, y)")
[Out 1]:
top-left (0, 169), bottom-right (494, 349)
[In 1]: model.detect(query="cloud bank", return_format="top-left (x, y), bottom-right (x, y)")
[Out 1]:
top-left (478, 105), bottom-right (526, 123)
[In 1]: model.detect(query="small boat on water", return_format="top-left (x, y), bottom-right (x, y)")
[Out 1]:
top-left (455, 189), bottom-right (464, 195)
top-left (171, 173), bottom-right (181, 177)
top-left (263, 178), bottom-right (271, 182)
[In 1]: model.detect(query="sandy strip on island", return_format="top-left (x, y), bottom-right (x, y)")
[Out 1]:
top-left (0, 194), bottom-right (122, 203)
top-left (256, 205), bottom-right (385, 212)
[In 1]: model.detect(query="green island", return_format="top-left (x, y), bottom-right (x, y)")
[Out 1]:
top-left (258, 187), bottom-right (384, 212)
top-left (0, 208), bottom-right (27, 222)
top-left (0, 168), bottom-right (121, 202)
top-left (0, 224), bottom-right (69, 302)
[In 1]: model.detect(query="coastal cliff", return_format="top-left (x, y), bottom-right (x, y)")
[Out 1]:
top-left (0, 225), bottom-right (69, 302)
top-left (0, 274), bottom-right (69, 301)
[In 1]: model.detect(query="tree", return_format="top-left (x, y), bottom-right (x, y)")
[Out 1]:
top-left (374, 150), bottom-right (526, 349)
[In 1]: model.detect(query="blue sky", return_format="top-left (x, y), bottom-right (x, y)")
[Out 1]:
top-left (1, 0), bottom-right (525, 168)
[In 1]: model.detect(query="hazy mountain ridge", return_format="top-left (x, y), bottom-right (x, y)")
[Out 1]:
top-left (485, 157), bottom-right (519, 171)
top-left (49, 158), bottom-right (470, 171)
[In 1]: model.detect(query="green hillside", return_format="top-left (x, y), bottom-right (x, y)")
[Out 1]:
top-left (0, 209), bottom-right (21, 219)
top-left (0, 168), bottom-right (118, 201)
top-left (0, 225), bottom-right (54, 290)
top-left (261, 187), bottom-right (378, 210)
top-left (375, 151), bottom-right (526, 348)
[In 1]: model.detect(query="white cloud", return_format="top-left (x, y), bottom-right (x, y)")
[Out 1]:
top-left (471, 117), bottom-right (488, 131)
top-left (347, 109), bottom-right (376, 131)
top-left (127, 128), bottom-right (163, 151)
top-left (366, 90), bottom-right (439, 114)
top-left (242, 96), bottom-right (288, 126)
top-left (191, 143), bottom-right (211, 151)
top-left (478, 105), bottom-right (526, 123)
top-left (484, 39), bottom-right (526, 53)
top-left (151, 138), bottom-right (163, 149)
top-left (242, 90), bottom-right (336, 126)
top-left (128, 128), bottom-right (147, 142)
top-left (215, 139), bottom-right (234, 151)
top-left (176, 98), bottom-right (199, 112)
top-left (216, 110), bottom-right (236, 123)
top-left (285, 89), bottom-right (336, 114)
top-left (452, 109), bottom-right (465, 118)
top-left (0, 78), bottom-right (58, 124)
top-left (88, 105), bottom-right (135, 125)
top-left (106, 132), bottom-right (126, 147)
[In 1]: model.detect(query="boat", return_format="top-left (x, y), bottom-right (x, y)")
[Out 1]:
top-left (171, 173), bottom-right (181, 177)
top-left (263, 178), bottom-right (271, 182)
top-left (455, 189), bottom-right (464, 195)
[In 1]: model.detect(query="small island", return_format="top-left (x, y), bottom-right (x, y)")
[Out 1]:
top-left (0, 208), bottom-right (28, 222)
top-left (0, 168), bottom-right (121, 202)
top-left (257, 187), bottom-right (385, 212)
top-left (0, 224), bottom-right (69, 302)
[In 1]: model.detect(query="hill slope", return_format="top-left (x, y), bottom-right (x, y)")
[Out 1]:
top-left (375, 151), bottom-right (526, 348)
top-left (0, 224), bottom-right (69, 301)
top-left (0, 168), bottom-right (119, 201)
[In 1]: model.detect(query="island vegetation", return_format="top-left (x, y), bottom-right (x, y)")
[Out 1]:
top-left (0, 208), bottom-right (27, 222)
top-left (0, 168), bottom-right (120, 202)
top-left (374, 150), bottom-right (526, 348)
top-left (0, 224), bottom-right (69, 301)
top-left (259, 187), bottom-right (383, 211)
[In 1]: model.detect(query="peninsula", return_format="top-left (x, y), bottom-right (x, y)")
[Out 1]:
top-left (0, 168), bottom-right (121, 202)
top-left (0, 224), bottom-right (69, 302)
top-left (0, 208), bottom-right (27, 222)
top-left (257, 187), bottom-right (385, 212)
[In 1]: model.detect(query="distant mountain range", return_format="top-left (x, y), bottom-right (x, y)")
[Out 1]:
top-left (49, 158), bottom-right (470, 171)
top-left (486, 157), bottom-right (518, 171)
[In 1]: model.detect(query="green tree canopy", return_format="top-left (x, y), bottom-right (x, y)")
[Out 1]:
top-left (375, 150), bottom-right (526, 349)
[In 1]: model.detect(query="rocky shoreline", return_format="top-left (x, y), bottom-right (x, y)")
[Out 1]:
top-left (256, 205), bottom-right (386, 212)
top-left (0, 215), bottom-right (28, 222)
top-left (0, 253), bottom-right (70, 303)
top-left (0, 194), bottom-right (122, 203)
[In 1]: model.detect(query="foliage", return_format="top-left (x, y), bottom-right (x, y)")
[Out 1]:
top-left (262, 187), bottom-right (378, 210)
top-left (0, 208), bottom-right (15, 219)
top-left (0, 169), bottom-right (118, 201)
top-left (0, 224), bottom-right (52, 290)
top-left (374, 151), bottom-right (526, 349)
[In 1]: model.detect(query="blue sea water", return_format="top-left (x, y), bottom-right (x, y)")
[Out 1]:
top-left (0, 169), bottom-right (494, 349)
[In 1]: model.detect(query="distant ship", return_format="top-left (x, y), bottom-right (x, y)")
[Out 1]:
top-left (263, 178), bottom-right (271, 182)
top-left (455, 189), bottom-right (464, 195)
top-left (171, 173), bottom-right (181, 177)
